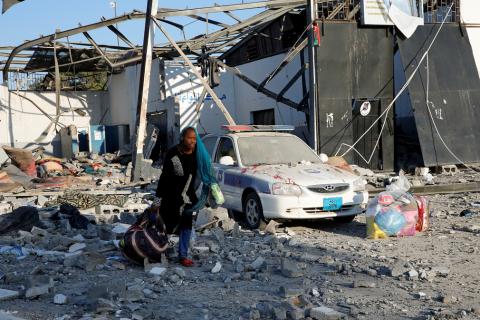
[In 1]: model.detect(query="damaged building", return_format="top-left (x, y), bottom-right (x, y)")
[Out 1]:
top-left (1, 0), bottom-right (480, 173)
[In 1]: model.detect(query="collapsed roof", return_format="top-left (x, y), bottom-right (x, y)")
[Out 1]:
top-left (1, 0), bottom-right (314, 80)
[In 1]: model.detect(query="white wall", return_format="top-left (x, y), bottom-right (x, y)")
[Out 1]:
top-left (157, 54), bottom-right (308, 137)
top-left (107, 53), bottom-right (309, 143)
top-left (163, 62), bottom-right (236, 136)
top-left (106, 60), bottom-right (162, 136)
top-left (229, 54), bottom-right (307, 131)
top-left (461, 0), bottom-right (480, 77)
top-left (0, 85), bottom-right (107, 162)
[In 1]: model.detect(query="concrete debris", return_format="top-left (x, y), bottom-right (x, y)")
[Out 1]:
top-left (148, 267), bottom-right (167, 277)
top-left (407, 269), bottom-right (419, 280)
top-left (68, 242), bottom-right (86, 253)
top-left (249, 257), bottom-right (266, 270)
top-left (211, 262), bottom-right (222, 274)
top-left (0, 311), bottom-right (26, 320)
top-left (53, 294), bottom-right (68, 305)
top-left (25, 276), bottom-right (54, 299)
top-left (0, 288), bottom-right (20, 301)
top-left (278, 286), bottom-right (302, 298)
top-left (309, 306), bottom-right (347, 319)
top-left (0, 165), bottom-right (478, 319)
top-left (281, 259), bottom-right (303, 278)
top-left (264, 220), bottom-right (280, 235)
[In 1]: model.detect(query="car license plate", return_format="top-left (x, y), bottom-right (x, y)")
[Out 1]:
top-left (323, 197), bottom-right (342, 211)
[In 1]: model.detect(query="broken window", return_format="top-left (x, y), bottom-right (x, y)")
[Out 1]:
top-left (215, 137), bottom-right (237, 164)
top-left (251, 109), bottom-right (275, 125)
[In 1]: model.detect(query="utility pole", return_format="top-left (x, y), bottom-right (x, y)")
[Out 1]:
top-left (131, 0), bottom-right (158, 182)
top-left (110, 1), bottom-right (120, 47)
top-left (307, 0), bottom-right (319, 153)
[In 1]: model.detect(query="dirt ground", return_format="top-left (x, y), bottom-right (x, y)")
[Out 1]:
top-left (0, 184), bottom-right (479, 320)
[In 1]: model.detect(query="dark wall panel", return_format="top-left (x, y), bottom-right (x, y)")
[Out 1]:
top-left (315, 23), bottom-right (394, 170)
top-left (398, 25), bottom-right (480, 166)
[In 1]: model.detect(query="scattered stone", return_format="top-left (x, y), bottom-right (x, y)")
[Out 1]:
top-left (211, 262), bottom-right (222, 274)
top-left (219, 217), bottom-right (236, 232)
top-left (54, 294), bottom-right (68, 305)
top-left (417, 292), bottom-right (427, 299)
top-left (366, 268), bottom-right (378, 277)
top-left (309, 306), bottom-right (347, 319)
top-left (288, 308), bottom-right (304, 320)
top-left (248, 309), bottom-right (261, 320)
top-left (111, 223), bottom-right (130, 234)
top-left (234, 261), bottom-right (245, 273)
top-left (25, 276), bottom-right (54, 299)
top-left (0, 288), bottom-right (20, 301)
top-left (31, 226), bottom-right (48, 238)
top-left (407, 269), bottom-right (419, 280)
top-left (0, 311), bottom-right (26, 320)
top-left (440, 295), bottom-right (457, 304)
top-left (232, 223), bottom-right (241, 238)
top-left (272, 306), bottom-right (287, 320)
top-left (388, 264), bottom-right (407, 277)
top-left (429, 267), bottom-right (450, 277)
top-left (284, 227), bottom-right (296, 236)
top-left (174, 267), bottom-right (186, 278)
top-left (249, 257), bottom-right (266, 270)
top-left (193, 246), bottom-right (210, 254)
top-left (264, 220), bottom-right (280, 235)
top-left (37, 195), bottom-right (48, 207)
top-left (279, 286), bottom-right (302, 298)
top-left (148, 267), bottom-right (167, 277)
top-left (96, 298), bottom-right (117, 313)
top-left (281, 259), bottom-right (303, 278)
top-left (64, 252), bottom-right (85, 268)
top-left (72, 234), bottom-right (85, 242)
top-left (68, 242), bottom-right (86, 253)
top-left (211, 227), bottom-right (225, 245)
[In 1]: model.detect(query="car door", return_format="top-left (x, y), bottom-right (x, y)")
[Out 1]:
top-left (213, 137), bottom-right (242, 210)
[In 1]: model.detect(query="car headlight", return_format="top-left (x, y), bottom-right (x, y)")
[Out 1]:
top-left (272, 182), bottom-right (302, 196)
top-left (352, 178), bottom-right (367, 191)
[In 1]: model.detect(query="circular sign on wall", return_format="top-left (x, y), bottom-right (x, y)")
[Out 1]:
top-left (360, 101), bottom-right (371, 116)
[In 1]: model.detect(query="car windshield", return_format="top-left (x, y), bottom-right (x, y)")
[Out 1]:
top-left (237, 135), bottom-right (321, 166)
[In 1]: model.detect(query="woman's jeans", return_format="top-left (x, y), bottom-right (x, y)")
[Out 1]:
top-left (178, 228), bottom-right (192, 259)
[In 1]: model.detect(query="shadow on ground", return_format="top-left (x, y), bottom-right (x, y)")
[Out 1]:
top-left (281, 217), bottom-right (366, 239)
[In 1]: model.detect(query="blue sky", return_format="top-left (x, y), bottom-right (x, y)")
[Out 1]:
top-left (0, 0), bottom-right (260, 47)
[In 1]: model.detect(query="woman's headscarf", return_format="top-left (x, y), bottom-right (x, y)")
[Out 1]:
top-left (181, 127), bottom-right (219, 213)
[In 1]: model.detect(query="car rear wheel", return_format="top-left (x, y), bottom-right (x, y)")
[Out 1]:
top-left (333, 215), bottom-right (356, 223)
top-left (242, 192), bottom-right (266, 230)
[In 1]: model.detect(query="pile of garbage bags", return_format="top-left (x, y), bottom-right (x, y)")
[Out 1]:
top-left (367, 173), bottom-right (429, 239)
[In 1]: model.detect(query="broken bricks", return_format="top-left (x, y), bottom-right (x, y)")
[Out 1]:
top-left (24, 275), bottom-right (54, 299)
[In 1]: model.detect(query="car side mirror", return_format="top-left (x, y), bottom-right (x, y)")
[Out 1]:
top-left (219, 156), bottom-right (235, 166)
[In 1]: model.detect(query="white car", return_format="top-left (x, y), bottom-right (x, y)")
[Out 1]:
top-left (202, 125), bottom-right (369, 229)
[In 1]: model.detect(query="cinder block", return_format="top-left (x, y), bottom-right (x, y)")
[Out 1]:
top-left (437, 165), bottom-right (458, 175)
top-left (0, 203), bottom-right (12, 215)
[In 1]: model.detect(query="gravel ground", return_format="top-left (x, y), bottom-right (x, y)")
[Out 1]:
top-left (0, 177), bottom-right (479, 320)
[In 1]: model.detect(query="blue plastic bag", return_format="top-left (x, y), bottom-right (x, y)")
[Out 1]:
top-left (374, 208), bottom-right (406, 236)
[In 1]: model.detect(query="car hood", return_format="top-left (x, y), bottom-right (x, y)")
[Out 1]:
top-left (243, 163), bottom-right (359, 187)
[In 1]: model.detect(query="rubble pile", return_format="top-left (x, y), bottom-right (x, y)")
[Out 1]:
top-left (0, 146), bottom-right (161, 195)
top-left (1, 148), bottom-right (479, 319)
top-left (0, 188), bottom-right (479, 319)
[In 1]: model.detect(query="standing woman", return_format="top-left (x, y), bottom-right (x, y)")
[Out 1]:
top-left (154, 127), bottom-right (212, 267)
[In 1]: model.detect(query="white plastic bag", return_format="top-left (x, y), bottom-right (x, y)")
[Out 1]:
top-left (386, 170), bottom-right (411, 200)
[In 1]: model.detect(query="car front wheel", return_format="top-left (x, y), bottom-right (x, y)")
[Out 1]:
top-left (242, 192), bottom-right (266, 230)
